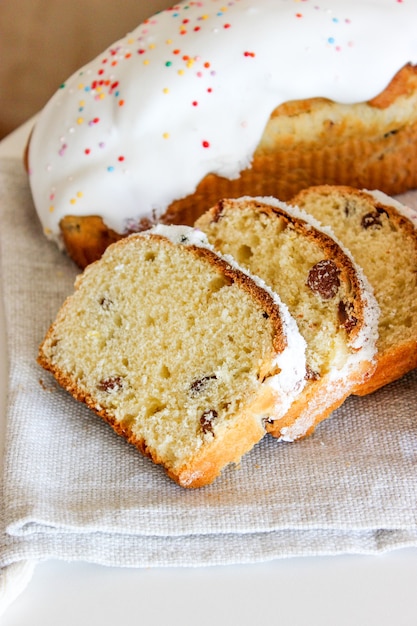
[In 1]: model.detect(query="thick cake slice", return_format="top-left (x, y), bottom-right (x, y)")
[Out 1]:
top-left (196, 197), bottom-right (379, 441)
top-left (291, 185), bottom-right (417, 395)
top-left (37, 225), bottom-right (306, 487)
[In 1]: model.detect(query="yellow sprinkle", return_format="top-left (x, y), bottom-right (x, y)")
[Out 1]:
top-left (201, 14), bottom-right (209, 19)
top-left (149, 43), bottom-right (156, 49)
top-left (186, 59), bottom-right (194, 68)
top-left (44, 227), bottom-right (52, 235)
top-left (77, 117), bottom-right (84, 125)
top-left (163, 87), bottom-right (169, 94)
top-left (78, 83), bottom-right (84, 90)
top-left (178, 69), bottom-right (185, 76)
top-left (49, 205), bottom-right (55, 213)
top-left (70, 198), bottom-right (77, 205)
top-left (79, 100), bottom-right (85, 107)
top-left (163, 132), bottom-right (170, 139)
top-left (143, 59), bottom-right (150, 65)
top-left (99, 93), bottom-right (105, 100)
top-left (76, 191), bottom-right (83, 198)
top-left (166, 38), bottom-right (173, 44)
top-left (127, 38), bottom-right (134, 44)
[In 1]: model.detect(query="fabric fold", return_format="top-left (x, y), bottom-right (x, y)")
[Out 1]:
top-left (0, 158), bottom-right (417, 609)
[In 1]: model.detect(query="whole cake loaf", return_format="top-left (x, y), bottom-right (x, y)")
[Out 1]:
top-left (26, 0), bottom-right (417, 267)
top-left (291, 185), bottom-right (417, 395)
top-left (37, 225), bottom-right (307, 487)
top-left (196, 197), bottom-right (379, 441)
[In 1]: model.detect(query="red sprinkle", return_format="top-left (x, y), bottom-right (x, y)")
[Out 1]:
top-left (202, 140), bottom-right (210, 148)
top-left (244, 51), bottom-right (256, 58)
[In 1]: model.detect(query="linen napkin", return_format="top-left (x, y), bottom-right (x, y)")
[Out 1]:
top-left (1, 157), bottom-right (417, 613)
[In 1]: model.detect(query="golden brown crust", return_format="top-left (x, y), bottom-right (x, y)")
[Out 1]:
top-left (29, 63), bottom-right (417, 268)
top-left (59, 215), bottom-right (124, 268)
top-left (353, 337), bottom-right (417, 397)
top-left (266, 359), bottom-right (374, 440)
top-left (367, 63), bottom-right (417, 108)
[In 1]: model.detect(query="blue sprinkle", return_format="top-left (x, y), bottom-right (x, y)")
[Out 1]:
top-left (107, 166), bottom-right (115, 172)
top-left (328, 37), bottom-right (335, 44)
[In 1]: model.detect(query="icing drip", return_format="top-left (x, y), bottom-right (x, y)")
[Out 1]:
top-left (28, 0), bottom-right (417, 243)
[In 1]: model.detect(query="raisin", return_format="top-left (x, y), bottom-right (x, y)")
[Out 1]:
top-left (305, 365), bottom-right (321, 381)
top-left (338, 301), bottom-right (358, 333)
top-left (306, 260), bottom-right (340, 300)
top-left (200, 409), bottom-right (218, 435)
top-left (361, 207), bottom-right (389, 229)
top-left (344, 201), bottom-right (356, 217)
top-left (97, 376), bottom-right (124, 393)
top-left (99, 297), bottom-right (113, 310)
top-left (189, 375), bottom-right (217, 396)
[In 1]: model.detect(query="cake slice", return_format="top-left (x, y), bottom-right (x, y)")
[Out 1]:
top-left (38, 225), bottom-right (306, 487)
top-left (196, 197), bottom-right (379, 441)
top-left (291, 185), bottom-right (417, 395)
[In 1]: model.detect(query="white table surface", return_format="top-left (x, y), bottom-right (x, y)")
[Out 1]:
top-left (1, 121), bottom-right (417, 626)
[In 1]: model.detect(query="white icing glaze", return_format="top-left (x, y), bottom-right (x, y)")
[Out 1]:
top-left (145, 224), bottom-right (307, 418)
top-left (28, 0), bottom-right (417, 245)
